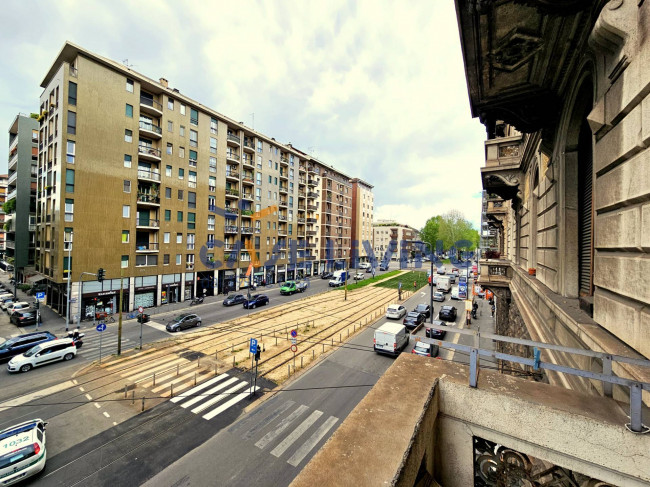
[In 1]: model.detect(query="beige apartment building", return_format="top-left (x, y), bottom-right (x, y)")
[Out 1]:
top-left (0, 174), bottom-right (7, 254)
top-left (372, 221), bottom-right (419, 263)
top-left (350, 178), bottom-right (374, 263)
top-left (36, 42), bottom-right (368, 316)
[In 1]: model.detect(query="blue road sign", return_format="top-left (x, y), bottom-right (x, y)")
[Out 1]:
top-left (249, 338), bottom-right (258, 354)
top-left (290, 329), bottom-right (297, 338)
top-left (96, 323), bottom-right (107, 332)
top-left (35, 292), bottom-right (45, 299)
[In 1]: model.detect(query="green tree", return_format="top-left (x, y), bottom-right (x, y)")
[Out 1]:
top-left (439, 210), bottom-right (480, 253)
top-left (419, 216), bottom-right (442, 253)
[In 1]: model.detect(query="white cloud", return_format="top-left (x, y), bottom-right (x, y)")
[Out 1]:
top-left (0, 0), bottom-right (487, 229)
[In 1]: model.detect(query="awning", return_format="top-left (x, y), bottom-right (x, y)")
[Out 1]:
top-left (27, 274), bottom-right (47, 284)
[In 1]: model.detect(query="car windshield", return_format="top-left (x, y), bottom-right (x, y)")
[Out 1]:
top-left (414, 343), bottom-right (429, 351)
top-left (171, 315), bottom-right (188, 322)
top-left (406, 312), bottom-right (419, 318)
top-left (416, 305), bottom-right (426, 311)
top-left (24, 345), bottom-right (42, 357)
top-left (0, 338), bottom-right (8, 349)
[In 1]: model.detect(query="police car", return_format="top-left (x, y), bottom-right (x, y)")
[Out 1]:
top-left (0, 419), bottom-right (47, 485)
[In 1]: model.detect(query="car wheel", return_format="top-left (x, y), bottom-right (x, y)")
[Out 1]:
top-left (64, 353), bottom-right (74, 361)
top-left (20, 364), bottom-right (32, 372)
top-left (251, 304), bottom-right (256, 309)
top-left (196, 321), bottom-right (201, 328)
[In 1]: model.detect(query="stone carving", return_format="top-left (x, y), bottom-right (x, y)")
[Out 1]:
top-left (492, 28), bottom-right (543, 72)
top-left (589, 0), bottom-right (636, 81)
top-left (474, 436), bottom-right (616, 486)
top-left (498, 144), bottom-right (520, 158)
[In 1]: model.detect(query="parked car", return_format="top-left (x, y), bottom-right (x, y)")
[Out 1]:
top-left (403, 312), bottom-right (425, 330)
top-left (358, 262), bottom-right (370, 270)
top-left (320, 272), bottom-right (333, 279)
top-left (10, 311), bottom-right (37, 327)
top-left (413, 303), bottom-right (432, 319)
top-left (353, 273), bottom-right (365, 281)
top-left (0, 332), bottom-right (57, 362)
top-left (439, 306), bottom-right (458, 322)
top-left (6, 302), bottom-right (29, 315)
top-left (426, 320), bottom-right (447, 339)
top-left (385, 304), bottom-right (407, 319)
top-left (365, 266), bottom-right (373, 273)
top-left (0, 419), bottom-right (47, 484)
top-left (280, 281), bottom-right (298, 295)
top-left (432, 292), bottom-right (445, 302)
top-left (223, 294), bottom-right (247, 306)
top-left (412, 341), bottom-right (439, 357)
top-left (437, 266), bottom-right (447, 275)
top-left (7, 338), bottom-right (77, 372)
top-left (243, 294), bottom-right (269, 309)
top-left (165, 314), bottom-right (201, 332)
top-left (0, 296), bottom-right (15, 310)
top-left (379, 263), bottom-right (389, 271)
top-left (295, 281), bottom-right (309, 293)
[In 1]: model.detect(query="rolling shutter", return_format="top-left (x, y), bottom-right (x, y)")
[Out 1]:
top-left (578, 122), bottom-right (593, 296)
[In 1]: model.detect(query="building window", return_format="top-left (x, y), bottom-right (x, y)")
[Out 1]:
top-left (126, 79), bottom-right (134, 92)
top-left (124, 154), bottom-right (132, 168)
top-left (210, 137), bottom-right (217, 154)
top-left (176, 233), bottom-right (183, 244)
top-left (190, 108), bottom-right (199, 125)
top-left (257, 140), bottom-right (263, 153)
top-left (164, 254), bottom-right (170, 265)
top-left (125, 104), bottom-right (133, 118)
top-left (178, 168), bottom-right (184, 179)
top-left (189, 150), bottom-right (197, 166)
top-left (123, 180), bottom-right (131, 193)
top-left (186, 254), bottom-right (195, 268)
top-left (166, 165), bottom-right (172, 177)
top-left (122, 230), bottom-right (130, 243)
top-left (209, 176), bottom-right (216, 192)
top-left (67, 111), bottom-right (76, 135)
top-left (167, 120), bottom-right (173, 132)
top-left (208, 215), bottom-right (215, 231)
top-left (65, 169), bottom-right (75, 193)
top-left (121, 255), bottom-right (129, 268)
top-left (189, 129), bottom-right (198, 147)
top-left (188, 191), bottom-right (196, 209)
top-left (180, 103), bottom-right (186, 115)
top-left (268, 175), bottom-right (272, 184)
top-left (64, 228), bottom-right (73, 251)
top-left (164, 209), bottom-right (171, 221)
top-left (187, 233), bottom-right (195, 250)
top-left (256, 172), bottom-right (262, 185)
top-left (268, 160), bottom-right (272, 168)
top-left (177, 211), bottom-right (183, 222)
top-left (167, 143), bottom-right (173, 155)
top-left (66, 140), bottom-right (75, 163)
top-left (188, 171), bottom-right (197, 188)
top-left (176, 254), bottom-right (182, 265)
top-left (188, 212), bottom-right (196, 229)
top-left (255, 188), bottom-right (261, 201)
top-left (65, 199), bottom-right (74, 222)
top-left (179, 147), bottom-right (185, 159)
top-left (178, 189), bottom-right (184, 200)
top-left (180, 125), bottom-right (185, 136)
top-left (210, 118), bottom-right (217, 134)
top-left (209, 157), bottom-right (216, 173)
top-left (68, 81), bottom-right (77, 105)
top-left (121, 204), bottom-right (131, 218)
top-left (168, 98), bottom-right (174, 110)
top-left (163, 232), bottom-right (170, 244)
top-left (125, 129), bottom-right (132, 143)
top-left (165, 187), bottom-right (171, 199)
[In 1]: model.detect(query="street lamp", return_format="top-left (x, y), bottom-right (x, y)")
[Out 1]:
top-left (416, 241), bottom-right (435, 324)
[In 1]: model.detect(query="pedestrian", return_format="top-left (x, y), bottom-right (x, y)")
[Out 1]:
top-left (491, 304), bottom-right (495, 317)
top-left (413, 280), bottom-right (417, 291)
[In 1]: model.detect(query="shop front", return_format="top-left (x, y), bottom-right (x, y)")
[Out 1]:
top-left (196, 271), bottom-right (215, 297)
top-left (265, 265), bottom-right (276, 285)
top-left (79, 277), bottom-right (129, 320)
top-left (134, 275), bottom-right (157, 309)
top-left (253, 269), bottom-right (265, 286)
top-left (277, 265), bottom-right (286, 283)
top-left (184, 272), bottom-right (195, 300)
top-left (287, 266), bottom-right (296, 281)
top-left (161, 273), bottom-right (182, 305)
top-left (219, 270), bottom-right (236, 294)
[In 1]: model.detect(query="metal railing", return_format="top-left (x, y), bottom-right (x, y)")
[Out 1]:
top-left (140, 95), bottom-right (162, 111)
top-left (137, 169), bottom-right (161, 181)
top-left (138, 145), bottom-right (161, 158)
top-left (227, 134), bottom-right (241, 144)
top-left (139, 121), bottom-right (162, 135)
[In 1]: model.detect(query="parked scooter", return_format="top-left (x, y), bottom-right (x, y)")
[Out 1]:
top-left (190, 296), bottom-right (204, 306)
top-left (66, 329), bottom-right (85, 349)
top-left (471, 302), bottom-right (478, 320)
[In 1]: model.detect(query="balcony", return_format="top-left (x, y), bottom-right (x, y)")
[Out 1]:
top-left (307, 230), bottom-right (317, 236)
top-left (477, 258), bottom-right (513, 289)
top-left (280, 156), bottom-right (289, 165)
top-left (308, 166), bottom-right (316, 174)
top-left (227, 133), bottom-right (241, 146)
top-left (223, 243), bottom-right (238, 251)
top-left (224, 225), bottom-right (238, 233)
top-left (278, 215), bottom-right (287, 221)
top-left (136, 218), bottom-right (160, 229)
top-left (307, 191), bottom-right (318, 198)
top-left (238, 226), bottom-right (252, 236)
top-left (279, 172), bottom-right (288, 180)
top-left (277, 242), bottom-right (287, 250)
top-left (242, 175), bottom-right (254, 185)
top-left (136, 242), bottom-right (159, 253)
top-left (241, 192), bottom-right (253, 201)
top-left (225, 207), bottom-right (239, 216)
top-left (481, 134), bottom-right (524, 201)
top-left (279, 199), bottom-right (288, 207)
top-left (137, 169), bottom-right (161, 182)
top-left (243, 139), bottom-right (255, 152)
top-left (299, 164), bottom-right (306, 172)
top-left (296, 230), bottom-right (305, 237)
top-left (307, 204), bottom-right (318, 211)
top-left (297, 204), bottom-right (306, 210)
top-left (226, 152), bottom-right (240, 162)
top-left (279, 185), bottom-right (288, 194)
top-left (5, 241), bottom-right (15, 249)
top-left (307, 178), bottom-right (317, 186)
top-left (138, 144), bottom-right (162, 162)
top-left (225, 188), bottom-right (240, 199)
top-left (297, 191), bottom-right (306, 199)
top-left (137, 194), bottom-right (160, 206)
top-left (278, 227), bottom-right (287, 236)
top-left (226, 170), bottom-right (239, 181)
top-left (306, 243), bottom-right (316, 248)
top-left (240, 252), bottom-right (251, 262)
top-left (139, 120), bottom-right (162, 139)
top-left (139, 95), bottom-right (163, 117)
top-left (306, 255), bottom-right (316, 261)
top-left (241, 209), bottom-right (254, 218)
top-left (297, 217), bottom-right (305, 223)
top-left (7, 172), bottom-right (17, 187)
top-left (8, 154), bottom-right (17, 172)
top-left (307, 217), bottom-right (317, 224)
top-left (242, 157), bottom-right (254, 168)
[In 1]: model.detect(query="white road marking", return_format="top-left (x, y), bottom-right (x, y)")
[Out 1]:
top-left (94, 403), bottom-right (101, 409)
top-left (255, 405), bottom-right (309, 450)
top-left (287, 416), bottom-right (339, 467)
top-left (0, 380), bottom-right (75, 413)
top-left (113, 422), bottom-right (117, 426)
top-left (237, 401), bottom-right (296, 439)
top-left (181, 377), bottom-right (239, 409)
top-left (103, 411), bottom-right (110, 418)
top-left (190, 382), bottom-right (247, 414)
top-left (79, 387), bottom-right (85, 392)
top-left (171, 374), bottom-right (229, 403)
top-left (85, 393), bottom-right (93, 401)
top-left (202, 387), bottom-right (259, 421)
top-left (270, 410), bottom-right (323, 458)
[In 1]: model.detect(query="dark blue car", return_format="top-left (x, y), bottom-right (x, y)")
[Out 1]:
top-left (243, 294), bottom-right (269, 309)
top-left (0, 332), bottom-right (57, 361)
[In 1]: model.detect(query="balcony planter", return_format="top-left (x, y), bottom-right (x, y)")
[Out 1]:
top-left (528, 268), bottom-right (536, 276)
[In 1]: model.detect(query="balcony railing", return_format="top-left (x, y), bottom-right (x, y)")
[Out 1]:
top-left (279, 186), bottom-right (288, 193)
top-left (477, 259), bottom-right (513, 288)
top-left (223, 243), bottom-right (238, 251)
top-left (307, 179), bottom-right (317, 186)
top-left (227, 134), bottom-right (241, 144)
top-left (280, 156), bottom-right (289, 164)
top-left (307, 192), bottom-right (318, 198)
top-left (279, 200), bottom-right (288, 206)
top-left (137, 194), bottom-right (160, 205)
top-left (137, 219), bottom-right (160, 228)
top-left (140, 95), bottom-right (163, 113)
top-left (226, 170), bottom-right (239, 179)
top-left (138, 145), bottom-right (161, 159)
top-left (307, 230), bottom-right (317, 236)
top-left (137, 169), bottom-right (161, 182)
top-left (139, 121), bottom-right (162, 135)
top-left (242, 192), bottom-right (253, 200)
top-left (278, 215), bottom-right (287, 221)
top-left (224, 225), bottom-right (239, 233)
top-left (226, 152), bottom-right (240, 161)
top-left (226, 188), bottom-right (240, 197)
top-left (225, 207), bottom-right (239, 215)
top-left (136, 242), bottom-right (159, 252)
top-left (241, 226), bottom-right (253, 234)
top-left (242, 157), bottom-right (254, 166)
top-left (243, 139), bottom-right (255, 150)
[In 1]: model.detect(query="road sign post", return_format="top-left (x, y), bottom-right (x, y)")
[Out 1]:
top-left (96, 322), bottom-right (107, 364)
top-left (138, 306), bottom-right (144, 350)
top-left (249, 338), bottom-right (258, 398)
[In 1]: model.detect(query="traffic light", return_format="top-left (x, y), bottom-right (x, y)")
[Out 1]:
top-left (255, 348), bottom-right (261, 361)
top-left (97, 268), bottom-right (105, 282)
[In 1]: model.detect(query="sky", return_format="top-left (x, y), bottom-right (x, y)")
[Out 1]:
top-left (0, 0), bottom-right (486, 230)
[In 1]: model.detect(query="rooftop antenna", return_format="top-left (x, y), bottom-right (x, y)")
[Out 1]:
top-left (250, 113), bottom-right (255, 131)
top-left (122, 59), bottom-right (135, 69)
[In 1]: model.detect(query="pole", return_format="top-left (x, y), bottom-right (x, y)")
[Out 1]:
top-left (65, 234), bottom-right (72, 332)
top-left (117, 267), bottom-right (124, 355)
top-left (344, 267), bottom-right (348, 301)
top-left (99, 329), bottom-right (103, 364)
top-left (430, 248), bottom-right (434, 324)
top-left (139, 311), bottom-right (143, 350)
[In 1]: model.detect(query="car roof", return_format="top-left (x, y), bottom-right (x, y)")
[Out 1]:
top-left (441, 305), bottom-right (454, 310)
top-left (41, 338), bottom-right (74, 347)
top-left (415, 304), bottom-right (428, 308)
top-left (13, 331), bottom-right (55, 340)
top-left (0, 420), bottom-right (42, 451)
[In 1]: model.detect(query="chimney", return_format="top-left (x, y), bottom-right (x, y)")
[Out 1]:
top-left (159, 78), bottom-right (169, 88)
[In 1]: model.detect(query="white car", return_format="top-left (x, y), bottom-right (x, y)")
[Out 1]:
top-left (353, 273), bottom-right (365, 281)
top-left (451, 286), bottom-right (459, 300)
top-left (437, 266), bottom-right (447, 275)
top-left (0, 419), bottom-right (47, 485)
top-left (385, 304), bottom-right (407, 319)
top-left (7, 338), bottom-right (77, 373)
top-left (358, 262), bottom-right (370, 270)
top-left (6, 301), bottom-right (29, 315)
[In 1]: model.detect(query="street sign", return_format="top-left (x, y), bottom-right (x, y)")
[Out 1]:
top-left (290, 344), bottom-right (297, 353)
top-left (96, 323), bottom-right (107, 332)
top-left (290, 329), bottom-right (297, 338)
top-left (249, 338), bottom-right (258, 354)
top-left (36, 292), bottom-right (45, 300)
top-left (138, 306), bottom-right (144, 313)
top-left (465, 300), bottom-right (473, 311)
top-left (291, 337), bottom-right (297, 345)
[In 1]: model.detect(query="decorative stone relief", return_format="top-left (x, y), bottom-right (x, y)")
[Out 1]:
top-left (498, 144), bottom-right (521, 158)
top-left (492, 28), bottom-right (543, 72)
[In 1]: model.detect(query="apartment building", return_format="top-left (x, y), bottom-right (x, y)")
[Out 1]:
top-left (0, 174), bottom-right (7, 254)
top-left (372, 221), bottom-right (419, 263)
top-left (350, 178), bottom-right (374, 264)
top-left (36, 42), bottom-right (366, 316)
top-left (6, 114), bottom-right (38, 281)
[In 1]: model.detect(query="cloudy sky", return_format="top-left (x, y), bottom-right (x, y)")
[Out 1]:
top-left (0, 0), bottom-right (486, 229)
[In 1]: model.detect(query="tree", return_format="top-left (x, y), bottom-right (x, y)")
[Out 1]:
top-left (419, 216), bottom-right (442, 254)
top-left (439, 210), bottom-right (480, 255)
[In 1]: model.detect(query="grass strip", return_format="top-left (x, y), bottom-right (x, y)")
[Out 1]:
top-left (332, 270), bottom-right (402, 291)
top-left (375, 271), bottom-right (429, 290)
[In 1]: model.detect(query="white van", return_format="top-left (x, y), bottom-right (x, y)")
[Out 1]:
top-left (0, 419), bottom-right (47, 485)
top-left (437, 275), bottom-right (451, 293)
top-left (374, 322), bottom-right (409, 356)
top-left (451, 286), bottom-right (459, 300)
top-left (328, 270), bottom-right (349, 287)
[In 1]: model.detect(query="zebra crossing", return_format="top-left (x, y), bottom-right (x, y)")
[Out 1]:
top-left (77, 331), bottom-right (131, 362)
top-left (229, 399), bottom-right (339, 467)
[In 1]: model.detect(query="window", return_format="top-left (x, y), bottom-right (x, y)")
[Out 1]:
top-left (65, 169), bottom-right (75, 192)
top-left (268, 160), bottom-right (272, 168)
top-left (186, 254), bottom-right (195, 268)
top-left (167, 120), bottom-right (173, 132)
top-left (178, 189), bottom-right (184, 200)
top-left (256, 172), bottom-right (262, 185)
top-left (274, 192), bottom-right (277, 200)
top-left (66, 140), bottom-right (75, 163)
top-left (124, 129), bottom-right (132, 143)
top-left (188, 212), bottom-right (196, 229)
top-left (209, 157), bottom-right (216, 173)
top-left (268, 175), bottom-right (272, 183)
top-left (168, 98), bottom-right (174, 110)
top-left (275, 162), bottom-right (278, 170)
top-left (165, 165), bottom-right (172, 177)
top-left (178, 168), bottom-right (184, 179)
top-left (176, 233), bottom-right (183, 244)
top-left (67, 111), bottom-right (76, 135)
top-left (176, 254), bottom-right (182, 265)
top-left (124, 154), bottom-right (132, 168)
top-left (64, 228), bottom-right (73, 251)
top-left (188, 171), bottom-right (197, 188)
top-left (187, 233), bottom-right (195, 250)
top-left (126, 79), bottom-right (134, 92)
top-left (167, 143), bottom-right (173, 155)
top-left (274, 177), bottom-right (278, 185)
top-left (256, 204), bottom-right (261, 212)
top-left (180, 103), bottom-right (186, 115)
top-left (180, 125), bottom-right (185, 136)
top-left (190, 108), bottom-right (198, 125)
top-left (123, 180), bottom-right (131, 193)
top-left (163, 254), bottom-right (170, 265)
top-left (164, 209), bottom-right (171, 221)
top-left (208, 215), bottom-right (215, 231)
top-left (208, 195), bottom-right (216, 211)
top-left (209, 176), bottom-right (216, 192)
top-left (210, 117), bottom-right (217, 134)
top-left (188, 191), bottom-right (196, 209)
top-left (121, 255), bottom-right (129, 268)
top-left (68, 81), bottom-right (77, 105)
top-left (122, 205), bottom-right (130, 218)
top-left (255, 188), bottom-right (261, 201)
top-left (65, 199), bottom-right (74, 222)
top-left (125, 104), bottom-right (133, 118)
top-left (165, 187), bottom-right (171, 199)
top-left (122, 230), bottom-right (130, 243)
top-left (177, 211), bottom-right (183, 222)
top-left (189, 150), bottom-right (197, 166)
top-left (189, 129), bottom-right (198, 147)
top-left (210, 137), bottom-right (217, 154)
top-left (163, 232), bottom-right (170, 244)
top-left (257, 140), bottom-right (263, 153)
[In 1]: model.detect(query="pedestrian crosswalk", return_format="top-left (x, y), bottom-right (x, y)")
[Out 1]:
top-left (229, 399), bottom-right (339, 468)
top-left (77, 331), bottom-right (130, 362)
